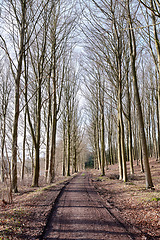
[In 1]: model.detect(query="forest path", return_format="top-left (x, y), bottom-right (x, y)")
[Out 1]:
top-left (41, 172), bottom-right (133, 240)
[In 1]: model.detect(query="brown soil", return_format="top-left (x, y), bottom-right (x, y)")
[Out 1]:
top-left (0, 158), bottom-right (159, 239)
top-left (0, 175), bottom-right (75, 239)
top-left (91, 158), bottom-right (160, 239)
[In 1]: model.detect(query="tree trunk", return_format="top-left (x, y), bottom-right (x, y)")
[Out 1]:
top-left (1, 116), bottom-right (6, 182)
top-left (127, 0), bottom-right (154, 188)
top-left (48, 38), bottom-right (57, 183)
top-left (45, 81), bottom-right (51, 180)
top-left (96, 118), bottom-right (101, 170)
top-left (48, 107), bottom-right (57, 182)
top-left (67, 112), bottom-right (71, 176)
top-left (151, 6), bottom-right (160, 160)
top-left (22, 111), bottom-right (26, 180)
top-left (11, 79), bottom-right (19, 193)
top-left (139, 138), bottom-right (144, 173)
top-left (127, 71), bottom-right (134, 174)
top-left (94, 124), bottom-right (98, 169)
top-left (63, 115), bottom-right (66, 176)
top-left (32, 80), bottom-right (41, 187)
top-left (117, 69), bottom-right (127, 182)
top-left (131, 58), bottom-right (153, 188)
top-left (120, 109), bottom-right (127, 182)
top-left (117, 117), bottom-right (123, 180)
top-left (128, 119), bottom-right (134, 174)
top-left (100, 105), bottom-right (105, 176)
top-left (151, 78), bottom-right (158, 159)
top-left (11, 0), bottom-right (26, 193)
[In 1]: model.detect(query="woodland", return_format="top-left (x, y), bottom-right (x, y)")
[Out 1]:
top-left (0, 0), bottom-right (160, 216)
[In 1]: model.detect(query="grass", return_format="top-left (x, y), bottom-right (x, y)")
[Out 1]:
top-left (151, 197), bottom-right (160, 201)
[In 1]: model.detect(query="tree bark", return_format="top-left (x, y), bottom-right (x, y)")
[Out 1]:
top-left (100, 103), bottom-right (105, 176)
top-left (63, 116), bottom-right (66, 176)
top-left (127, 0), bottom-right (154, 188)
top-left (11, 0), bottom-right (26, 193)
top-left (32, 79), bottom-right (41, 187)
top-left (127, 70), bottom-right (134, 174)
top-left (45, 79), bottom-right (51, 180)
top-left (22, 111), bottom-right (26, 180)
top-left (151, 6), bottom-right (160, 161)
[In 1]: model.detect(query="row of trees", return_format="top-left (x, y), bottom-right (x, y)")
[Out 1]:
top-left (80, 0), bottom-right (160, 189)
top-left (1, 0), bottom-right (160, 193)
top-left (0, 0), bottom-right (85, 194)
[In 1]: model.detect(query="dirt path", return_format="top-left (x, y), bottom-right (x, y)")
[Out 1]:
top-left (41, 172), bottom-right (134, 240)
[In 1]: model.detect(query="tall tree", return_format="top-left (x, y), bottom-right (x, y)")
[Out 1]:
top-left (48, 0), bottom-right (77, 182)
top-left (0, 65), bottom-right (11, 182)
top-left (127, 0), bottom-right (154, 189)
top-left (0, 0), bottom-right (26, 192)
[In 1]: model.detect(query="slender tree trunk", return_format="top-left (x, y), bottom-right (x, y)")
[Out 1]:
top-left (74, 145), bottom-right (77, 173)
top-left (22, 42), bottom-right (28, 181)
top-left (156, 93), bottom-right (160, 160)
top-left (151, 78), bottom-right (158, 159)
top-left (139, 138), bottom-right (144, 173)
top-left (1, 116), bottom-right (6, 182)
top-left (11, 78), bottom-right (20, 193)
top-left (100, 104), bottom-right (105, 176)
top-left (128, 119), bottom-right (134, 174)
top-left (67, 112), bottom-right (71, 176)
top-left (31, 143), bottom-right (34, 176)
top-left (94, 125), bottom-right (98, 169)
top-left (120, 111), bottom-right (127, 182)
top-left (48, 107), bottom-right (57, 182)
top-left (11, 0), bottom-right (26, 193)
top-left (22, 111), bottom-right (26, 180)
top-left (96, 118), bottom-right (101, 170)
top-left (45, 81), bottom-right (51, 180)
top-left (128, 0), bottom-right (153, 188)
top-left (109, 100), bottom-right (114, 165)
top-left (117, 69), bottom-right (127, 182)
top-left (48, 39), bottom-right (57, 183)
top-left (1, 82), bottom-right (9, 182)
top-left (108, 122), bottom-right (113, 165)
top-left (151, 7), bottom-right (160, 160)
top-left (45, 113), bottom-right (50, 180)
top-left (63, 115), bottom-right (66, 176)
top-left (131, 57), bottom-right (153, 188)
top-left (113, 16), bottom-right (127, 181)
top-left (32, 80), bottom-right (41, 187)
top-left (127, 71), bottom-right (134, 174)
top-left (118, 117), bottom-right (123, 180)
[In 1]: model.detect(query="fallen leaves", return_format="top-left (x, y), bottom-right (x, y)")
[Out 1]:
top-left (91, 158), bottom-right (160, 239)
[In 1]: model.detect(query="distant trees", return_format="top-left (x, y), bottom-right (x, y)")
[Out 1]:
top-left (81, 0), bottom-right (128, 180)
top-left (60, 58), bottom-right (84, 176)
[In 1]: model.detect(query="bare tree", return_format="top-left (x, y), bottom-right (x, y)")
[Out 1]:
top-left (48, 0), bottom-right (78, 182)
top-left (127, 0), bottom-right (154, 189)
top-left (0, 0), bottom-right (27, 192)
top-left (0, 63), bottom-right (11, 182)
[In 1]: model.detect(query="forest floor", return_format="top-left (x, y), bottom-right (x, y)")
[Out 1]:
top-left (0, 175), bottom-right (76, 239)
top-left (0, 158), bottom-right (159, 239)
top-left (91, 157), bottom-right (160, 239)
